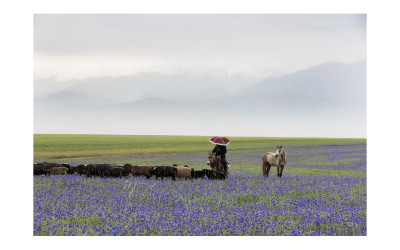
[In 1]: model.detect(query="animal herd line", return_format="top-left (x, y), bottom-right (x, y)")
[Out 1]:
top-left (34, 162), bottom-right (227, 180)
top-left (34, 146), bottom-right (286, 180)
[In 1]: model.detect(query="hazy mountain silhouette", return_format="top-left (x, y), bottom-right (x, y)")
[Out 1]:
top-left (230, 60), bottom-right (366, 113)
top-left (35, 72), bottom-right (254, 102)
top-left (34, 61), bottom-right (366, 137)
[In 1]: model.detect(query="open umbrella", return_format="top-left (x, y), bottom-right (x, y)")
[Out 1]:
top-left (209, 136), bottom-right (230, 146)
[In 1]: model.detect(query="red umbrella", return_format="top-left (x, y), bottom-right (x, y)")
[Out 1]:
top-left (209, 136), bottom-right (230, 146)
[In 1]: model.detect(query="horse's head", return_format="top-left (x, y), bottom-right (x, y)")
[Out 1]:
top-left (207, 153), bottom-right (213, 165)
top-left (275, 145), bottom-right (283, 158)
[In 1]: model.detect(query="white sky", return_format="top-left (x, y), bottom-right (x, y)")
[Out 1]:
top-left (33, 13), bottom-right (367, 138)
top-left (34, 14), bottom-right (366, 81)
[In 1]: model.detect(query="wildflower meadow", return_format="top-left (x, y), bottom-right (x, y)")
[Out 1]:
top-left (33, 135), bottom-right (366, 236)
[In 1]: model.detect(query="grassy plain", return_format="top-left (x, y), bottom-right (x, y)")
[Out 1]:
top-left (33, 134), bottom-right (366, 235)
top-left (34, 134), bottom-right (365, 156)
top-left (34, 134), bottom-right (366, 175)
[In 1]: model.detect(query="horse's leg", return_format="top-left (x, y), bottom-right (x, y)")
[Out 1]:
top-left (266, 164), bottom-right (271, 177)
top-left (262, 161), bottom-right (266, 177)
top-left (220, 155), bottom-right (227, 175)
top-left (277, 166), bottom-right (281, 177)
top-left (280, 166), bottom-right (284, 177)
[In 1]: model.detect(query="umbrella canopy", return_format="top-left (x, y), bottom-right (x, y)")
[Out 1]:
top-left (209, 136), bottom-right (230, 146)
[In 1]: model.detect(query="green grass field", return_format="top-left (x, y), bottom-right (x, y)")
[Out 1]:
top-left (33, 134), bottom-right (365, 156)
top-left (33, 134), bottom-right (366, 235)
top-left (34, 134), bottom-right (366, 176)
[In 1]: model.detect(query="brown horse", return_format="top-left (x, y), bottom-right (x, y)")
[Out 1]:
top-left (262, 145), bottom-right (286, 177)
top-left (207, 153), bottom-right (229, 177)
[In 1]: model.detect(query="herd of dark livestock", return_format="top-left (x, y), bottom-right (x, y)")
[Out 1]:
top-left (33, 162), bottom-right (227, 180)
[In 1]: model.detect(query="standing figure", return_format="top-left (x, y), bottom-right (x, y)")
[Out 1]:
top-left (208, 136), bottom-right (230, 177)
top-left (212, 144), bottom-right (228, 173)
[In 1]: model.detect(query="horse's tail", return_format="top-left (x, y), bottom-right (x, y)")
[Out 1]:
top-left (282, 150), bottom-right (286, 166)
top-left (262, 158), bottom-right (266, 177)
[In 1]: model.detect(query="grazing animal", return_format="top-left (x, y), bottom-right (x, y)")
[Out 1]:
top-left (72, 164), bottom-right (99, 178)
top-left (127, 164), bottom-right (155, 177)
top-left (70, 164), bottom-right (129, 178)
top-left (122, 163), bottom-right (134, 174)
top-left (172, 164), bottom-right (193, 179)
top-left (70, 164), bottom-right (87, 176)
top-left (104, 164), bottom-right (126, 177)
top-left (192, 170), bottom-right (205, 179)
top-left (147, 166), bottom-right (177, 181)
top-left (60, 163), bottom-right (72, 173)
top-left (47, 167), bottom-right (69, 176)
top-left (34, 163), bottom-right (48, 175)
top-left (34, 162), bottom-right (70, 176)
top-left (86, 164), bottom-right (110, 177)
top-left (207, 153), bottom-right (229, 177)
top-left (82, 164), bottom-right (95, 178)
top-left (202, 169), bottom-right (225, 180)
top-left (262, 145), bottom-right (286, 177)
top-left (107, 166), bottom-right (130, 178)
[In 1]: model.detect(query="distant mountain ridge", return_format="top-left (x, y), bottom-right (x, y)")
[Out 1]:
top-left (227, 60), bottom-right (366, 114)
top-left (34, 60), bottom-right (366, 137)
top-left (238, 61), bottom-right (366, 100)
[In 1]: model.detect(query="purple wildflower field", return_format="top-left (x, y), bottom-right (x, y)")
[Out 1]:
top-left (34, 142), bottom-right (366, 236)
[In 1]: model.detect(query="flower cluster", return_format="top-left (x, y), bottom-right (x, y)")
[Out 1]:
top-left (34, 142), bottom-right (366, 236)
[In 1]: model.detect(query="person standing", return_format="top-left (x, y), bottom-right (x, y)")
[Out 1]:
top-left (212, 144), bottom-right (227, 172)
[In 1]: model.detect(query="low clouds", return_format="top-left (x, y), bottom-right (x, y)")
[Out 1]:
top-left (34, 14), bottom-right (366, 137)
top-left (34, 14), bottom-right (366, 81)
top-left (34, 61), bottom-right (366, 137)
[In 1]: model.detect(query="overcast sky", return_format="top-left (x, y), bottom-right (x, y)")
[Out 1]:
top-left (34, 14), bottom-right (366, 137)
top-left (34, 14), bottom-right (366, 81)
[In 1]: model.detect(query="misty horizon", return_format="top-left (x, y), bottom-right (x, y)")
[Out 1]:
top-left (34, 14), bottom-right (366, 138)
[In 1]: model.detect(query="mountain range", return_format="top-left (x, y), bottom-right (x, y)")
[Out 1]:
top-left (34, 60), bottom-right (366, 137)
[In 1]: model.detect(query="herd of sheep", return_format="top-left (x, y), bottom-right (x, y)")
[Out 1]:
top-left (33, 162), bottom-right (227, 180)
